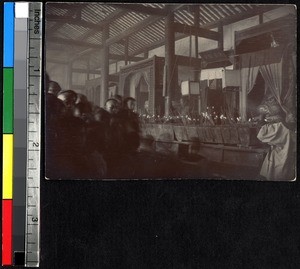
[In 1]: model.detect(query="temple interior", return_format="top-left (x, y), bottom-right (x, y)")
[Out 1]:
top-left (45, 3), bottom-right (296, 181)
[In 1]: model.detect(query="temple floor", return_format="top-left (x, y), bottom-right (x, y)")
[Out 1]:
top-left (104, 149), bottom-right (262, 181)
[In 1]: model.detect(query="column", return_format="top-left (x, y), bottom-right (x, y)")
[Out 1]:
top-left (193, 6), bottom-right (202, 114)
top-left (164, 12), bottom-right (176, 117)
top-left (124, 37), bottom-right (129, 65)
top-left (100, 26), bottom-right (109, 107)
top-left (67, 61), bottom-right (73, 89)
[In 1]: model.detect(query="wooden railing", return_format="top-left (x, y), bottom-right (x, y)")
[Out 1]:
top-left (140, 123), bottom-right (263, 147)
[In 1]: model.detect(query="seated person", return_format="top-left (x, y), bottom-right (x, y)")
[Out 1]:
top-left (48, 81), bottom-right (62, 96)
top-left (121, 97), bottom-right (140, 152)
top-left (57, 90), bottom-right (77, 116)
top-left (103, 98), bottom-right (138, 177)
top-left (73, 102), bottom-right (93, 124)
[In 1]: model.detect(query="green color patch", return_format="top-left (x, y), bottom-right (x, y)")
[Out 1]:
top-left (3, 68), bottom-right (14, 133)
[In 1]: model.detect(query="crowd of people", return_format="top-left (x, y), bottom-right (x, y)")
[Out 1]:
top-left (45, 74), bottom-right (140, 179)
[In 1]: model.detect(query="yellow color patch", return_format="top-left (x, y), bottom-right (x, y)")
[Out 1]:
top-left (2, 134), bottom-right (13, 199)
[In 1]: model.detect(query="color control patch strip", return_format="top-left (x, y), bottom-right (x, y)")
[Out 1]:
top-left (2, 2), bottom-right (15, 266)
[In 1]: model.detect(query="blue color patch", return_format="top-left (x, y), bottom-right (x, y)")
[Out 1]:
top-left (4, 2), bottom-right (15, 67)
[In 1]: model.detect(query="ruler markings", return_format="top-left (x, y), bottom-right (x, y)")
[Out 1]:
top-left (25, 3), bottom-right (42, 267)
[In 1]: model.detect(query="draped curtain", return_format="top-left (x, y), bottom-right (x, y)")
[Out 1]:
top-left (240, 55), bottom-right (260, 95)
top-left (129, 70), bottom-right (151, 97)
top-left (259, 61), bottom-right (285, 112)
top-left (223, 91), bottom-right (237, 121)
top-left (239, 46), bottom-right (294, 120)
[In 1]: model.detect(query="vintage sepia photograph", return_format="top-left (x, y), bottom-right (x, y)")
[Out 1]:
top-left (44, 3), bottom-right (296, 181)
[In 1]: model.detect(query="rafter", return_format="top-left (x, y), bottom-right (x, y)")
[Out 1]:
top-left (104, 4), bottom-right (185, 47)
top-left (77, 8), bottom-right (127, 41)
top-left (105, 16), bottom-right (163, 47)
top-left (109, 53), bottom-right (145, 62)
top-left (128, 33), bottom-right (187, 57)
top-left (47, 37), bottom-right (103, 49)
top-left (47, 15), bottom-right (102, 30)
top-left (72, 68), bottom-right (101, 74)
top-left (173, 22), bottom-right (220, 41)
top-left (46, 5), bottom-right (86, 36)
top-left (108, 4), bottom-right (186, 17)
top-left (202, 5), bottom-right (278, 29)
top-left (47, 3), bottom-right (88, 10)
top-left (108, 4), bottom-right (169, 16)
top-left (175, 55), bottom-right (202, 67)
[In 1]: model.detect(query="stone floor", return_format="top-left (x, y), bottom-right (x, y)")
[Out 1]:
top-left (108, 149), bottom-right (262, 181)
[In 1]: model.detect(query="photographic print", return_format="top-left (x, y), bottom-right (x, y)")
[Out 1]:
top-left (44, 3), bottom-right (297, 181)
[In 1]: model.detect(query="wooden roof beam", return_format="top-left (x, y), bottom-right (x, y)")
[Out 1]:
top-left (108, 4), bottom-right (169, 16)
top-left (109, 53), bottom-right (145, 62)
top-left (105, 16), bottom-right (163, 47)
top-left (47, 3), bottom-right (88, 10)
top-left (175, 55), bottom-right (202, 67)
top-left (105, 4), bottom-right (185, 47)
top-left (46, 5), bottom-right (86, 36)
top-left (173, 22), bottom-right (220, 41)
top-left (128, 33), bottom-right (187, 57)
top-left (77, 8), bottom-right (127, 42)
top-left (108, 4), bottom-right (186, 17)
top-left (203, 5), bottom-right (278, 29)
top-left (47, 15), bottom-right (103, 30)
top-left (47, 37), bottom-right (103, 49)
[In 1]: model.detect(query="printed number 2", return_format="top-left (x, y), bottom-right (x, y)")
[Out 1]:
top-left (32, 142), bottom-right (39, 147)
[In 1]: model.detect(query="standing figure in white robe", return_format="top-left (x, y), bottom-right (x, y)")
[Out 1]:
top-left (257, 121), bottom-right (296, 181)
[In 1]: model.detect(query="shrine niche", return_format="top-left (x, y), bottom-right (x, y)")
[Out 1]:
top-left (118, 56), bottom-right (165, 115)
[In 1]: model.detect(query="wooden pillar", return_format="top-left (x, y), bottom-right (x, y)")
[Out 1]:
top-left (67, 61), bottom-right (73, 89)
top-left (164, 12), bottom-right (176, 117)
top-left (124, 37), bottom-right (129, 65)
top-left (193, 6), bottom-right (200, 81)
top-left (259, 13), bottom-right (263, 24)
top-left (100, 26), bottom-right (109, 107)
top-left (193, 6), bottom-right (201, 114)
top-left (87, 59), bottom-right (90, 80)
